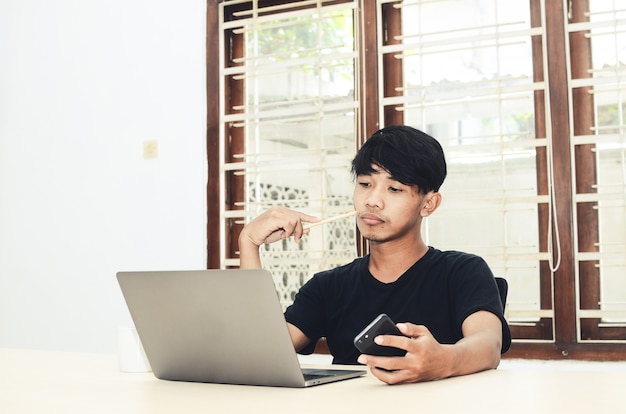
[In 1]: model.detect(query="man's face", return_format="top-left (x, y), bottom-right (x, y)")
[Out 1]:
top-left (352, 164), bottom-right (426, 244)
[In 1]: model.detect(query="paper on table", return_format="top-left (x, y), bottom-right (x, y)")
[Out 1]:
top-left (117, 326), bottom-right (151, 373)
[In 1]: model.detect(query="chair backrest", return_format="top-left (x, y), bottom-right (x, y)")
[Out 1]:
top-left (495, 277), bottom-right (508, 311)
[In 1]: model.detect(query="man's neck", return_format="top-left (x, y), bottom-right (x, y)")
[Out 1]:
top-left (367, 238), bottom-right (429, 284)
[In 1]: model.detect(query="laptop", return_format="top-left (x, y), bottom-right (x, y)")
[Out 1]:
top-left (116, 269), bottom-right (365, 387)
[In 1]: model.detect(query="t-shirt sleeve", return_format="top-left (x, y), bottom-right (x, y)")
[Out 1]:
top-left (283, 272), bottom-right (328, 355)
top-left (451, 255), bottom-right (512, 353)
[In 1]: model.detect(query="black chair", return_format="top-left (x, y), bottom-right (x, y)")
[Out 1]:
top-left (495, 277), bottom-right (508, 311)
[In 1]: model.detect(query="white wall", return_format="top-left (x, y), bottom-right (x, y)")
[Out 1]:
top-left (0, 0), bottom-right (207, 353)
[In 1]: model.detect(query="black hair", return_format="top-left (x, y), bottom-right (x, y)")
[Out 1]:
top-left (350, 125), bottom-right (447, 194)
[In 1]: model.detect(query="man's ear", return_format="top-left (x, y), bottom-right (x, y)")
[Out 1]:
top-left (420, 192), bottom-right (442, 217)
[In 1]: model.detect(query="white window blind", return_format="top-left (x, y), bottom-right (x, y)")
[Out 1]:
top-left (378, 0), bottom-right (554, 326)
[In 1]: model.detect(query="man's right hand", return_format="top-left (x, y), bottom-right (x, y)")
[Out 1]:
top-left (238, 206), bottom-right (320, 268)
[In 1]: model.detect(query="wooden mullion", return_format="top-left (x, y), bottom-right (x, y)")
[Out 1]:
top-left (569, 0), bottom-right (602, 343)
top-left (539, 261), bottom-right (555, 339)
top-left (224, 29), bottom-right (246, 267)
top-left (529, 0), bottom-right (555, 345)
top-left (381, 1), bottom-right (403, 126)
top-left (207, 0), bottom-right (221, 269)
top-left (355, 0), bottom-right (379, 257)
top-left (544, 0), bottom-right (577, 348)
top-left (358, 0), bottom-right (380, 137)
top-left (579, 261), bottom-right (600, 339)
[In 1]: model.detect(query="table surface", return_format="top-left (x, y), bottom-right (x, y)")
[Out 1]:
top-left (1, 348), bottom-right (624, 414)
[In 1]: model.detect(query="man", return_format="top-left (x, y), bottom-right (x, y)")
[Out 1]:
top-left (239, 125), bottom-right (511, 384)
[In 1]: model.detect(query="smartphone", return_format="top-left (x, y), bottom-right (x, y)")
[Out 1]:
top-left (353, 314), bottom-right (407, 357)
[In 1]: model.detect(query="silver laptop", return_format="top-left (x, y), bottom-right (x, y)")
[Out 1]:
top-left (116, 269), bottom-right (365, 387)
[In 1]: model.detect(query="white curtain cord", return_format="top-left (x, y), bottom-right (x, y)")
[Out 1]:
top-left (542, 0), bottom-right (562, 274)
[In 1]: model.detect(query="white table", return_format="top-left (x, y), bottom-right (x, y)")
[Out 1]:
top-left (1, 348), bottom-right (623, 413)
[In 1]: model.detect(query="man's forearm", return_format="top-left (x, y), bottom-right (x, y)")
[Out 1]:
top-left (238, 236), bottom-right (262, 269)
top-left (448, 329), bottom-right (502, 377)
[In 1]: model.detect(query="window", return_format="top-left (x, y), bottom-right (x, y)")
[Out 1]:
top-left (208, 0), bottom-right (626, 359)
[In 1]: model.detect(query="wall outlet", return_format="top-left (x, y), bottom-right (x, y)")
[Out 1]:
top-left (143, 140), bottom-right (158, 159)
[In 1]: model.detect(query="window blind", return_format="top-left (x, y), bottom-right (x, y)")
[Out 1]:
top-left (377, 0), bottom-right (554, 326)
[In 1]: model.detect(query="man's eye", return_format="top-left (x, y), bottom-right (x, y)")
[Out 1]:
top-left (389, 187), bottom-right (402, 193)
top-left (359, 181), bottom-right (371, 187)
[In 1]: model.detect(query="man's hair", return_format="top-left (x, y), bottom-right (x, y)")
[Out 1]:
top-left (351, 125), bottom-right (447, 194)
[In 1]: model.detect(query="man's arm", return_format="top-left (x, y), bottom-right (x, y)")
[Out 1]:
top-left (287, 322), bottom-right (312, 352)
top-left (238, 206), bottom-right (320, 269)
top-left (357, 310), bottom-right (502, 384)
top-left (447, 310), bottom-right (503, 376)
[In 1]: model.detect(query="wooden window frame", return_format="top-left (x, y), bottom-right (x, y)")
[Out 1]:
top-left (207, 0), bottom-right (626, 360)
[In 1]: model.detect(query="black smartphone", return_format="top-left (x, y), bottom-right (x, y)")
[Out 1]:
top-left (353, 314), bottom-right (407, 357)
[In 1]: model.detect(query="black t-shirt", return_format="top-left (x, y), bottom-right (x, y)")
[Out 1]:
top-left (284, 247), bottom-right (512, 365)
